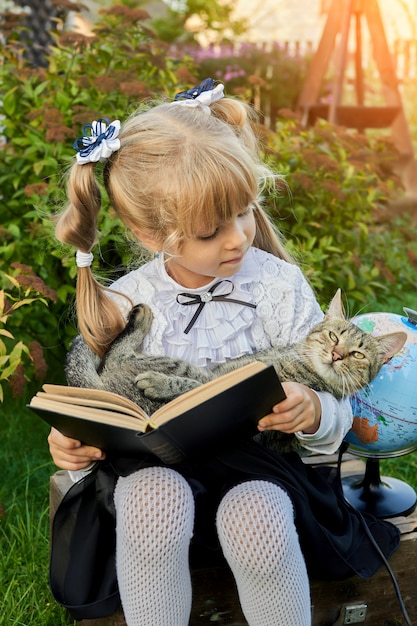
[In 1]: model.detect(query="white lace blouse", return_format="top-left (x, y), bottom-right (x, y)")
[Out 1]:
top-left (106, 247), bottom-right (353, 454)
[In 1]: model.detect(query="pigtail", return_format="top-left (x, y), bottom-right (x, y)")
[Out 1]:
top-left (75, 270), bottom-right (127, 358)
top-left (211, 98), bottom-right (258, 154)
top-left (55, 162), bottom-right (128, 357)
top-left (252, 203), bottom-right (294, 262)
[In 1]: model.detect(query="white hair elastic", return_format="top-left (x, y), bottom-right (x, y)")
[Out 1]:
top-left (76, 250), bottom-right (94, 268)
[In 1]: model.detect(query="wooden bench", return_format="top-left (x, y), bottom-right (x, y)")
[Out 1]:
top-left (50, 455), bottom-right (417, 626)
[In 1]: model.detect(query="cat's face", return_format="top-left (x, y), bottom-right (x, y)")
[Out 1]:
top-left (303, 290), bottom-right (407, 397)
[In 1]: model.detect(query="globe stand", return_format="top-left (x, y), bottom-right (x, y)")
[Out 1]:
top-left (343, 457), bottom-right (417, 519)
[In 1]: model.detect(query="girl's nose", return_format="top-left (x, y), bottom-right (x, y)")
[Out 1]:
top-left (224, 220), bottom-right (246, 248)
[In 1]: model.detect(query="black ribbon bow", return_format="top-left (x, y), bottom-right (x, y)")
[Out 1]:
top-left (176, 280), bottom-right (256, 334)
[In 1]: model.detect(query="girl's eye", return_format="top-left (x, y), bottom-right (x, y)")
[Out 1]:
top-left (329, 331), bottom-right (338, 343)
top-left (196, 204), bottom-right (253, 240)
top-left (238, 205), bottom-right (254, 218)
top-left (197, 228), bottom-right (219, 241)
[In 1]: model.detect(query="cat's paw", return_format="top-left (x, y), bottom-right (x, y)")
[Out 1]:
top-left (135, 371), bottom-right (172, 399)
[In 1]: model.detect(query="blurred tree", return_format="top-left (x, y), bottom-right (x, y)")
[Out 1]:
top-left (146, 0), bottom-right (248, 43)
top-left (13, 0), bottom-right (67, 66)
top-left (7, 0), bottom-right (248, 50)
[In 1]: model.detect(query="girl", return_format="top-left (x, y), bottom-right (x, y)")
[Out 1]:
top-left (48, 79), bottom-right (399, 626)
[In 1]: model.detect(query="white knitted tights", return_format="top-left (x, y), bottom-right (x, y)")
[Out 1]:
top-left (114, 466), bottom-right (194, 626)
top-left (216, 480), bottom-right (311, 626)
top-left (114, 470), bottom-right (310, 626)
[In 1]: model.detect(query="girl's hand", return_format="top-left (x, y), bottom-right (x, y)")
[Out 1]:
top-left (257, 382), bottom-right (321, 435)
top-left (48, 427), bottom-right (105, 470)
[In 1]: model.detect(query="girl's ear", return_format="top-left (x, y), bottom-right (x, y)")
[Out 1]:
top-left (131, 227), bottom-right (162, 253)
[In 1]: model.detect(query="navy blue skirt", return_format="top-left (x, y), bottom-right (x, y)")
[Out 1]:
top-left (50, 440), bottom-right (400, 620)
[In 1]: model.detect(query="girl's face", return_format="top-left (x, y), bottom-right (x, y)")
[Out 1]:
top-left (165, 205), bottom-right (256, 288)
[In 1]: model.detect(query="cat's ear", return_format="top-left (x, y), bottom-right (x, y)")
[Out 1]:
top-left (324, 289), bottom-right (345, 320)
top-left (378, 331), bottom-right (407, 363)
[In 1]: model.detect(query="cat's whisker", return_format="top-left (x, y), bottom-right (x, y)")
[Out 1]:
top-left (351, 302), bottom-right (370, 319)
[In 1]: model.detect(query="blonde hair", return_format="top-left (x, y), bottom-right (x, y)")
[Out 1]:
top-left (55, 96), bottom-right (293, 356)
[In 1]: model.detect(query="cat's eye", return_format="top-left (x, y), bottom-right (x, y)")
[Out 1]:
top-left (329, 331), bottom-right (338, 343)
top-left (352, 351), bottom-right (365, 359)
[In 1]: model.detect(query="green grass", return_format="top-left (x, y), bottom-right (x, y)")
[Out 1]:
top-left (0, 388), bottom-right (75, 625)
top-left (1, 387), bottom-right (416, 624)
top-left (381, 455), bottom-right (417, 492)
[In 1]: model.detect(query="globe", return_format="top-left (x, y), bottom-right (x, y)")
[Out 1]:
top-left (344, 308), bottom-right (417, 459)
top-left (342, 308), bottom-right (417, 518)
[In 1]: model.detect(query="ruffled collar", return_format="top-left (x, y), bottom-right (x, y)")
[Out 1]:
top-left (147, 248), bottom-right (262, 367)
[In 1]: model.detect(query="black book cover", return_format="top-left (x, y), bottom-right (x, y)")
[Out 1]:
top-left (30, 365), bottom-right (285, 464)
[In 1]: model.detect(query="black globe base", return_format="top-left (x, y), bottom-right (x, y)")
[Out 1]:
top-left (342, 458), bottom-right (417, 518)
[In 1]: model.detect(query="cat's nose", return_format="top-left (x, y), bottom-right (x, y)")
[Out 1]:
top-left (332, 350), bottom-right (343, 361)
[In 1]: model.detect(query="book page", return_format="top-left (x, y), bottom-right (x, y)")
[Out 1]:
top-left (151, 361), bottom-right (267, 426)
top-left (30, 395), bottom-right (148, 432)
top-left (41, 384), bottom-right (148, 420)
top-left (35, 391), bottom-right (150, 422)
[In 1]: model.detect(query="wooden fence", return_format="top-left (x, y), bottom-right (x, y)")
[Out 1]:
top-left (393, 39), bottom-right (417, 81)
top-left (211, 38), bottom-right (417, 82)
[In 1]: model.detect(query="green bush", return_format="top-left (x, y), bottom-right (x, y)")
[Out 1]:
top-left (0, 264), bottom-right (57, 400)
top-left (261, 111), bottom-right (417, 314)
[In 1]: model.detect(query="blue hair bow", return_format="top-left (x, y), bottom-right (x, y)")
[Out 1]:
top-left (174, 78), bottom-right (216, 101)
top-left (73, 117), bottom-right (121, 164)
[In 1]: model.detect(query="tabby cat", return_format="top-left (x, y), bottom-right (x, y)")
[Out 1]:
top-left (65, 290), bottom-right (406, 452)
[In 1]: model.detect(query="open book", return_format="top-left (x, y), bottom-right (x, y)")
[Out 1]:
top-left (28, 362), bottom-right (286, 464)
